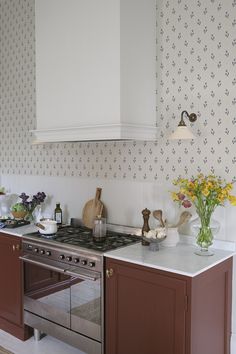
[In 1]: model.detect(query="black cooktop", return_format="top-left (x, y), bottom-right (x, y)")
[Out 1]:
top-left (24, 225), bottom-right (141, 252)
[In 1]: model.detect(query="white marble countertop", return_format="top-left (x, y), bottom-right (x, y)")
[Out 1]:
top-left (104, 241), bottom-right (236, 277)
top-left (0, 224), bottom-right (38, 237)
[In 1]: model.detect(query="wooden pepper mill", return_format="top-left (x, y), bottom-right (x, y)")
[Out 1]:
top-left (141, 208), bottom-right (151, 246)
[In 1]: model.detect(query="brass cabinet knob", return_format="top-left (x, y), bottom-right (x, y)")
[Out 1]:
top-left (12, 244), bottom-right (20, 251)
top-left (106, 268), bottom-right (114, 278)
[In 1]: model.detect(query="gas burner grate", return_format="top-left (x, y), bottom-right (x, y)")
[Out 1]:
top-left (24, 225), bottom-right (141, 252)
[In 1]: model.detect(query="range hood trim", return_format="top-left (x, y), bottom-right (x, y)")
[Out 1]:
top-left (30, 123), bottom-right (158, 143)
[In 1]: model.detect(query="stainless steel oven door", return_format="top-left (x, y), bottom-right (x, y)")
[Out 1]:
top-left (68, 267), bottom-right (101, 341)
top-left (20, 255), bottom-right (101, 341)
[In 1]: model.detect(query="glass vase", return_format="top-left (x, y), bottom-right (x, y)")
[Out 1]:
top-left (190, 215), bottom-right (220, 256)
top-left (195, 224), bottom-right (214, 256)
top-left (191, 216), bottom-right (220, 237)
top-left (25, 208), bottom-right (36, 222)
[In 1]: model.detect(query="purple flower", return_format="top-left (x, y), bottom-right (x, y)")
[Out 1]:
top-left (182, 200), bottom-right (192, 208)
top-left (19, 192), bottom-right (46, 212)
top-left (177, 193), bottom-right (185, 201)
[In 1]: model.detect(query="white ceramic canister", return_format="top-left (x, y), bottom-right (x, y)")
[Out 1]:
top-left (162, 227), bottom-right (179, 247)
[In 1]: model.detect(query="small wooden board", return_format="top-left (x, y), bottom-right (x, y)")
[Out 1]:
top-left (82, 188), bottom-right (104, 229)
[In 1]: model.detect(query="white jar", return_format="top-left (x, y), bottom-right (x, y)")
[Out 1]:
top-left (162, 227), bottom-right (179, 247)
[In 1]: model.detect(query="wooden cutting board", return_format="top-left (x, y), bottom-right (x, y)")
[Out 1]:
top-left (82, 188), bottom-right (104, 229)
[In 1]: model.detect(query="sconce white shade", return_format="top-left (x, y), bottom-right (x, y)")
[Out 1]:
top-left (169, 126), bottom-right (196, 140)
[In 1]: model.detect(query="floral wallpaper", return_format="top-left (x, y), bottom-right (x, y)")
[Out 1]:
top-left (0, 0), bottom-right (236, 182)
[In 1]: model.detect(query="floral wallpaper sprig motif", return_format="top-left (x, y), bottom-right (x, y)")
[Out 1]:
top-left (0, 0), bottom-right (235, 182)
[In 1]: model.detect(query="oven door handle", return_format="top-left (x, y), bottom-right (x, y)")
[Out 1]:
top-left (19, 255), bottom-right (68, 274)
top-left (65, 268), bottom-right (100, 281)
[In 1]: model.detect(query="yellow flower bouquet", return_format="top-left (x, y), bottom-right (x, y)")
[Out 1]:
top-left (171, 174), bottom-right (236, 255)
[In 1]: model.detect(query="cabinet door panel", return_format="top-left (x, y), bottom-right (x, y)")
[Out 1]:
top-left (106, 259), bottom-right (186, 354)
top-left (0, 234), bottom-right (22, 325)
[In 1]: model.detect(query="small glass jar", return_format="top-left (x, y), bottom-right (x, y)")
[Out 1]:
top-left (93, 216), bottom-right (106, 242)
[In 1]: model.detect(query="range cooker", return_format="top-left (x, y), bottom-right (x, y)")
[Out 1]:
top-left (20, 223), bottom-right (141, 354)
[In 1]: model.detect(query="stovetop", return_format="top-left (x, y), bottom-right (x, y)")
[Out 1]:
top-left (24, 225), bottom-right (141, 253)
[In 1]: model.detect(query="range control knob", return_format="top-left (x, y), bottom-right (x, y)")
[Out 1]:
top-left (34, 248), bottom-right (39, 253)
top-left (66, 256), bottom-right (72, 262)
top-left (40, 249), bottom-right (45, 255)
top-left (46, 251), bottom-right (51, 256)
top-left (81, 259), bottom-right (87, 266)
top-left (88, 261), bottom-right (95, 268)
top-left (74, 258), bottom-right (79, 263)
top-left (59, 254), bottom-right (65, 260)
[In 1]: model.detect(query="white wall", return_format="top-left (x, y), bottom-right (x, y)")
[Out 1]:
top-left (1, 174), bottom-right (178, 227)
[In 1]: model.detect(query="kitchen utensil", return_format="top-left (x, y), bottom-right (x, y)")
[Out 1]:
top-left (172, 211), bottom-right (192, 228)
top-left (82, 188), bottom-right (104, 229)
top-left (153, 209), bottom-right (165, 227)
top-left (36, 219), bottom-right (58, 235)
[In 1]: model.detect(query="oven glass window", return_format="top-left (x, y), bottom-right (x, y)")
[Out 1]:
top-left (71, 277), bottom-right (101, 341)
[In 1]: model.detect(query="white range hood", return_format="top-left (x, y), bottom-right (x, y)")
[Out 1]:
top-left (32, 0), bottom-right (157, 143)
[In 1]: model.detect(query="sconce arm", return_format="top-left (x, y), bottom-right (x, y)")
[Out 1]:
top-left (178, 110), bottom-right (197, 126)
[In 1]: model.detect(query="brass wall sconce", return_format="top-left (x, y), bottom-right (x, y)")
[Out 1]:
top-left (169, 110), bottom-right (197, 140)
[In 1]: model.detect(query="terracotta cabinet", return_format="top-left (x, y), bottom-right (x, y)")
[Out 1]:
top-left (0, 232), bottom-right (29, 340)
top-left (105, 257), bottom-right (232, 354)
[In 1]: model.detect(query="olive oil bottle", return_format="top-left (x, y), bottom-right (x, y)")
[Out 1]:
top-left (54, 203), bottom-right (62, 225)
